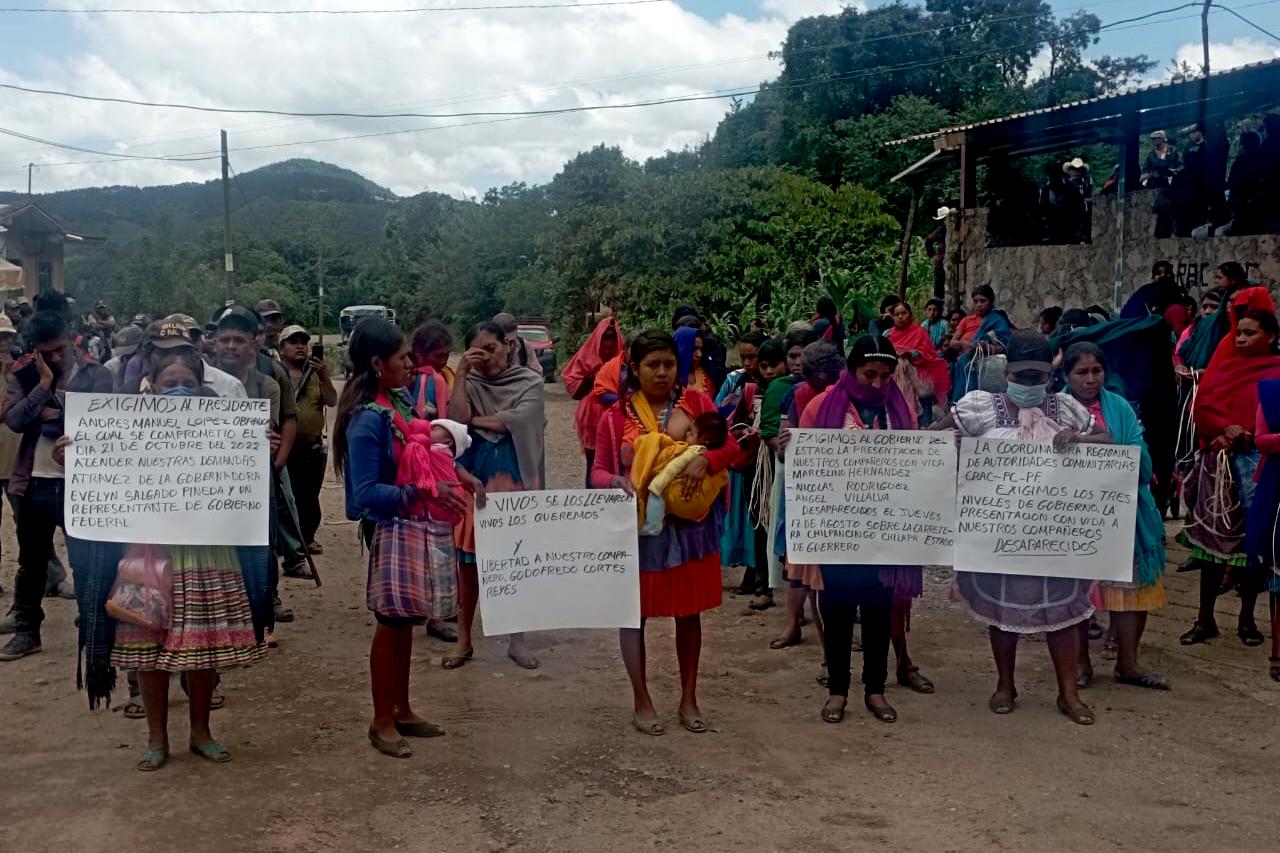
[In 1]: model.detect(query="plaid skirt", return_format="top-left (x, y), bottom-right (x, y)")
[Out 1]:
top-left (112, 545), bottom-right (266, 672)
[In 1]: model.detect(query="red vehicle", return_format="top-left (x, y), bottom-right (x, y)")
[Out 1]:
top-left (516, 319), bottom-right (556, 382)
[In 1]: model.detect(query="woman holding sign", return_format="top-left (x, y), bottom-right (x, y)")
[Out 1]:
top-left (336, 318), bottom-right (468, 759)
top-left (591, 330), bottom-right (741, 735)
top-left (939, 330), bottom-right (1114, 725)
top-left (798, 336), bottom-right (921, 724)
top-left (450, 320), bottom-right (546, 671)
top-left (1062, 342), bottom-right (1170, 690)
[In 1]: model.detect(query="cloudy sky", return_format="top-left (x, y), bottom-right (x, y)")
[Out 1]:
top-left (0, 0), bottom-right (1276, 198)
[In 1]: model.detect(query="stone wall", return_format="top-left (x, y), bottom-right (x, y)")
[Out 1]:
top-left (952, 192), bottom-right (1280, 326)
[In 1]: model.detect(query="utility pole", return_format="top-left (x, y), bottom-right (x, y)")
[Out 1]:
top-left (1201, 0), bottom-right (1212, 76)
top-left (317, 250), bottom-right (325, 349)
top-left (221, 130), bottom-right (234, 303)
top-left (26, 163), bottom-right (33, 197)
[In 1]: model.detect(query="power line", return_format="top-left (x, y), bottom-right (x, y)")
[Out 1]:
top-left (0, 1), bottom-right (671, 14)
top-left (0, 124), bottom-right (221, 162)
top-left (0, 3), bottom-right (1217, 121)
top-left (1216, 3), bottom-right (1280, 39)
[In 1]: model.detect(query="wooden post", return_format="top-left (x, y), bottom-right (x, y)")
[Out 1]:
top-left (317, 250), bottom-right (324, 349)
top-left (897, 184), bottom-right (918, 301)
top-left (1201, 0), bottom-right (1212, 76)
top-left (1113, 112), bottom-right (1139, 313)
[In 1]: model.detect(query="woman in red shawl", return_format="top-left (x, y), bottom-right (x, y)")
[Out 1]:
top-left (590, 330), bottom-right (741, 736)
top-left (1180, 307), bottom-right (1280, 647)
top-left (561, 317), bottom-right (624, 485)
top-left (886, 301), bottom-right (951, 426)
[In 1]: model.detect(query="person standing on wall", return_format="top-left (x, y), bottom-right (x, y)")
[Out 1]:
top-left (216, 308), bottom-right (300, 637)
top-left (0, 308), bottom-right (113, 661)
top-left (925, 207), bottom-right (948, 300)
top-left (279, 325), bottom-right (337, 556)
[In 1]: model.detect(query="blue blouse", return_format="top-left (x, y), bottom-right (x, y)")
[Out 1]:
top-left (343, 407), bottom-right (409, 523)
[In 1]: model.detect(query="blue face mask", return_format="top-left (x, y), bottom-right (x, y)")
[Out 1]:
top-left (161, 385), bottom-right (196, 397)
top-left (1006, 381), bottom-right (1048, 408)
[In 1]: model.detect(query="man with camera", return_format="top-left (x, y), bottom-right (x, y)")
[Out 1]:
top-left (277, 325), bottom-right (335, 556)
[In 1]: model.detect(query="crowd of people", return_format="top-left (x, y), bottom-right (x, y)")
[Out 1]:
top-left (2, 261), bottom-right (1279, 770)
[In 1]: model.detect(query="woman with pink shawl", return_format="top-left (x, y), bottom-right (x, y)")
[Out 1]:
top-left (885, 301), bottom-right (951, 426)
top-left (562, 317), bottom-right (624, 485)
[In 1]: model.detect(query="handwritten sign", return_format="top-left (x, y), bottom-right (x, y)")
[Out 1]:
top-left (64, 393), bottom-right (271, 545)
top-left (473, 489), bottom-right (640, 635)
top-left (954, 438), bottom-right (1139, 581)
top-left (786, 429), bottom-right (957, 565)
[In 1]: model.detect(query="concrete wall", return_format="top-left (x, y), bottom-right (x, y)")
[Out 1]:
top-left (954, 192), bottom-right (1280, 325)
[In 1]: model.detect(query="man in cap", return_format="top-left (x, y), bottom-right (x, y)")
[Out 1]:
top-left (216, 308), bottom-right (307, 628)
top-left (925, 207), bottom-right (949, 299)
top-left (277, 324), bottom-right (335, 555)
top-left (88, 300), bottom-right (117, 336)
top-left (131, 313), bottom-right (149, 329)
top-left (132, 314), bottom-right (247, 399)
top-left (0, 314), bottom-right (18, 598)
top-left (254, 299), bottom-right (285, 356)
top-left (103, 324), bottom-right (144, 391)
top-left (0, 309), bottom-right (113, 660)
top-left (1143, 130), bottom-right (1181, 237)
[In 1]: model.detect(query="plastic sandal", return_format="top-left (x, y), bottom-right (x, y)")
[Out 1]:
top-left (864, 696), bottom-right (898, 723)
top-left (121, 699), bottom-right (146, 720)
top-left (394, 719), bottom-right (445, 738)
top-left (136, 748), bottom-right (168, 772)
top-left (1179, 620), bottom-right (1219, 645)
top-left (1057, 696), bottom-right (1096, 726)
top-left (988, 691), bottom-right (1017, 715)
top-left (769, 633), bottom-right (801, 650)
top-left (1076, 667), bottom-right (1094, 689)
top-left (367, 729), bottom-right (412, 758)
top-left (441, 648), bottom-right (474, 670)
top-left (678, 709), bottom-right (709, 733)
top-left (1114, 671), bottom-right (1171, 690)
top-left (1238, 623), bottom-right (1265, 647)
top-left (821, 698), bottom-right (846, 724)
top-left (507, 649), bottom-right (540, 670)
top-left (897, 667), bottom-right (935, 694)
top-left (632, 714), bottom-right (665, 736)
top-left (189, 740), bottom-right (233, 763)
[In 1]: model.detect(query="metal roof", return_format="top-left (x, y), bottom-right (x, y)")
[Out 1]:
top-left (886, 57), bottom-right (1280, 150)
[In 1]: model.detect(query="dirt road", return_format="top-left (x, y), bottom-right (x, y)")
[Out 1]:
top-left (1, 384), bottom-right (1277, 852)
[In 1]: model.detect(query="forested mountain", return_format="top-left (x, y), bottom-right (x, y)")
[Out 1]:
top-left (32, 2), bottom-right (1172, 340)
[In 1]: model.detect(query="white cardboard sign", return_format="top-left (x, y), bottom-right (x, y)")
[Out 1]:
top-left (64, 392), bottom-right (271, 545)
top-left (954, 437), bottom-right (1139, 581)
top-left (474, 489), bottom-right (640, 635)
top-left (785, 429), bottom-right (957, 565)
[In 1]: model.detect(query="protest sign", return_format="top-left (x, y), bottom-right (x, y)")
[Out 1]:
top-left (474, 489), bottom-right (640, 635)
top-left (64, 393), bottom-right (271, 545)
top-left (954, 437), bottom-right (1139, 581)
top-left (785, 429), bottom-right (956, 565)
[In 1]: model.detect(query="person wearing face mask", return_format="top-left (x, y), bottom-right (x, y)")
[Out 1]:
top-left (69, 350), bottom-right (271, 770)
top-left (0, 310), bottom-right (112, 661)
top-left (934, 330), bottom-right (1115, 725)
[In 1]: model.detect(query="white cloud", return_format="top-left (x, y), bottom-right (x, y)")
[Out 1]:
top-left (1173, 37), bottom-right (1280, 76)
top-left (0, 1), bottom-right (846, 196)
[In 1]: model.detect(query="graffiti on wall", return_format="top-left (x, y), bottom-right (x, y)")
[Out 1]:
top-left (1172, 260), bottom-right (1262, 293)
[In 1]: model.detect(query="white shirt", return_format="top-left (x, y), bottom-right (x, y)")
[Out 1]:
top-left (204, 363), bottom-right (247, 399)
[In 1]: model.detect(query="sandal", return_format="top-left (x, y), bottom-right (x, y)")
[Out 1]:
top-left (632, 714), bottom-right (665, 736)
top-left (1076, 666), bottom-right (1094, 690)
top-left (816, 664), bottom-right (829, 688)
top-left (507, 649), bottom-right (540, 670)
top-left (1179, 620), bottom-right (1219, 645)
top-left (864, 696), bottom-right (898, 724)
top-left (189, 740), bottom-right (233, 763)
top-left (897, 667), bottom-right (935, 694)
top-left (988, 690), bottom-right (1017, 715)
top-left (821, 697), bottom-right (846, 724)
top-left (441, 648), bottom-right (474, 670)
top-left (1238, 623), bottom-right (1265, 647)
top-left (368, 728), bottom-right (412, 758)
top-left (1056, 696), bottom-right (1096, 726)
top-left (1088, 617), bottom-right (1104, 640)
top-left (1114, 670), bottom-right (1171, 690)
top-left (1269, 656), bottom-right (1280, 683)
top-left (769, 633), bottom-right (801, 650)
top-left (395, 719), bottom-right (446, 738)
top-left (282, 564), bottom-right (315, 580)
top-left (677, 709), bottom-right (709, 733)
top-left (136, 747), bottom-right (168, 772)
top-left (121, 698), bottom-right (146, 720)
top-left (748, 595), bottom-right (774, 611)
top-left (426, 621), bottom-right (459, 643)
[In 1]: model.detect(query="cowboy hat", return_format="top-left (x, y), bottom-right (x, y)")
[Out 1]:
top-left (933, 206), bottom-right (951, 220)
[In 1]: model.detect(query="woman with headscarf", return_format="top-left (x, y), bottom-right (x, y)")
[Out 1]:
top-left (799, 336), bottom-right (925, 724)
top-left (561, 316), bottom-right (624, 486)
top-left (673, 326), bottom-right (714, 396)
top-left (448, 320), bottom-right (547, 671)
top-left (1063, 342), bottom-right (1170, 690)
top-left (1179, 307), bottom-right (1280, 648)
top-left (936, 330), bottom-right (1114, 725)
top-left (1245, 377), bottom-right (1280, 682)
top-left (886, 302), bottom-right (952, 427)
top-left (408, 320), bottom-right (455, 419)
top-left (811, 295), bottom-right (846, 354)
top-left (590, 330), bottom-right (741, 735)
top-left (1178, 261), bottom-right (1252, 371)
top-left (947, 284), bottom-right (1012, 402)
